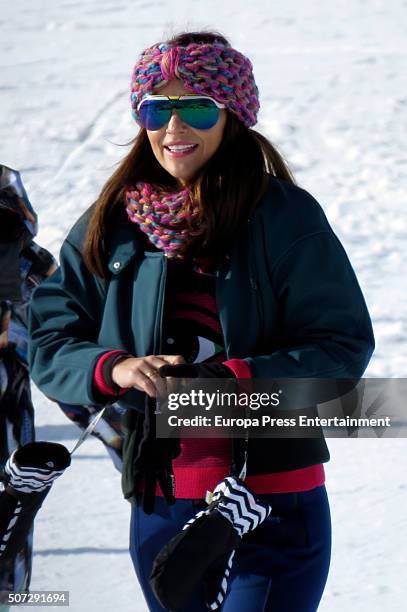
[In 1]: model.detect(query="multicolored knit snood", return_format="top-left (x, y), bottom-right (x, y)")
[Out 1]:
top-left (130, 41), bottom-right (260, 128)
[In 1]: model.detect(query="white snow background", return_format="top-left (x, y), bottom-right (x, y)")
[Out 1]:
top-left (1, 0), bottom-right (407, 610)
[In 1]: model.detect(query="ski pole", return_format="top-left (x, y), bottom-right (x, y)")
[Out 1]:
top-left (70, 405), bottom-right (109, 455)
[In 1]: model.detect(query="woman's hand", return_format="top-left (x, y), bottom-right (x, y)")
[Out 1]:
top-left (111, 354), bottom-right (185, 397)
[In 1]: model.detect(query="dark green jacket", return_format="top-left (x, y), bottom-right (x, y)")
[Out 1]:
top-left (28, 176), bottom-right (375, 500)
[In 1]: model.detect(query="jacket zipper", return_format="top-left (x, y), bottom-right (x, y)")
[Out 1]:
top-left (150, 257), bottom-right (167, 421)
top-left (215, 258), bottom-right (231, 360)
top-left (247, 219), bottom-right (264, 337)
top-left (157, 254), bottom-right (168, 354)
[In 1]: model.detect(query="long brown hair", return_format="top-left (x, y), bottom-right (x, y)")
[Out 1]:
top-left (83, 30), bottom-right (296, 277)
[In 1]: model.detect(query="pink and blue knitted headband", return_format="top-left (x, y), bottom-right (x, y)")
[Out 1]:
top-left (130, 42), bottom-right (260, 128)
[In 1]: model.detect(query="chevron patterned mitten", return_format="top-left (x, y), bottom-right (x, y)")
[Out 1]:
top-left (150, 476), bottom-right (272, 610)
top-left (0, 442), bottom-right (71, 563)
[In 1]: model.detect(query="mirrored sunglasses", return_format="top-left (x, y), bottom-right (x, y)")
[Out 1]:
top-left (136, 95), bottom-right (226, 131)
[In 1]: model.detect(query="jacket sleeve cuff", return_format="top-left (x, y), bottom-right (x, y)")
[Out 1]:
top-left (94, 350), bottom-right (131, 396)
top-left (222, 358), bottom-right (252, 379)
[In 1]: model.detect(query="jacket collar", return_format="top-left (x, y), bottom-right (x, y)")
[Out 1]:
top-left (106, 175), bottom-right (276, 275)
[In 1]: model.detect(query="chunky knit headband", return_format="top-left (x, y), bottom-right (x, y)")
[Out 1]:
top-left (130, 41), bottom-right (259, 128)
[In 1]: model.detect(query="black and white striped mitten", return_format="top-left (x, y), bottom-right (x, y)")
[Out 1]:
top-left (0, 442), bottom-right (71, 563)
top-left (150, 475), bottom-right (271, 611)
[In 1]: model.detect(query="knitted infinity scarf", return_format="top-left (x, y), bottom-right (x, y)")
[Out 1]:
top-left (125, 182), bottom-right (204, 258)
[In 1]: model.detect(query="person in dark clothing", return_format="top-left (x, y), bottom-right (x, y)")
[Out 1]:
top-left (0, 166), bottom-right (123, 611)
top-left (28, 31), bottom-right (374, 611)
top-left (0, 165), bottom-right (56, 610)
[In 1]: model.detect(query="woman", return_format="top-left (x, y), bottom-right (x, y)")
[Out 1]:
top-left (28, 31), bottom-right (375, 611)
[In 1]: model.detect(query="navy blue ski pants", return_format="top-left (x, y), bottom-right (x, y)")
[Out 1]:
top-left (129, 485), bottom-right (331, 611)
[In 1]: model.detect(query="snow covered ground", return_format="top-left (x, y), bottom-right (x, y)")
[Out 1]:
top-left (1, 0), bottom-right (406, 610)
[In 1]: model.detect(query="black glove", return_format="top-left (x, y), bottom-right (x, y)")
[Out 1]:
top-left (0, 442), bottom-right (71, 563)
top-left (132, 396), bottom-right (180, 515)
top-left (150, 475), bottom-right (272, 610)
top-left (158, 362), bottom-right (234, 379)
